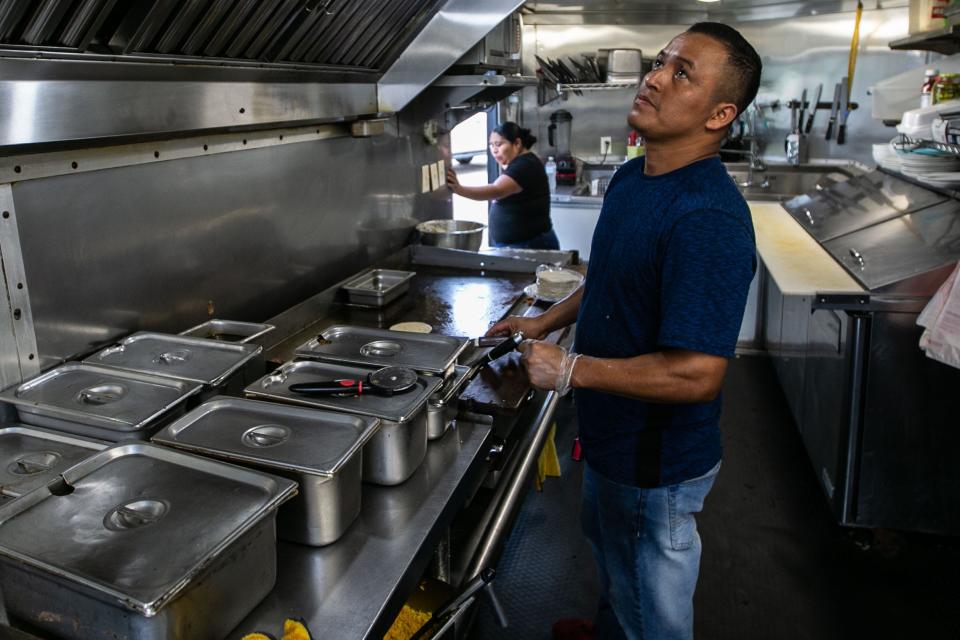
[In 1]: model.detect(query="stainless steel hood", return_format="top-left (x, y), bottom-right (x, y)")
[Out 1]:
top-left (0, 0), bottom-right (523, 149)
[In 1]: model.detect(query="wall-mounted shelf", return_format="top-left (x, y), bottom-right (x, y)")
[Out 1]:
top-left (889, 25), bottom-right (960, 55)
top-left (538, 80), bottom-right (638, 106)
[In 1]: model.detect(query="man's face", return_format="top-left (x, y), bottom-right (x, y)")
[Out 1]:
top-left (628, 32), bottom-right (733, 141)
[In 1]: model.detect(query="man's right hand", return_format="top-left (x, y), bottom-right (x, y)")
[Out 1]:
top-left (486, 315), bottom-right (549, 341)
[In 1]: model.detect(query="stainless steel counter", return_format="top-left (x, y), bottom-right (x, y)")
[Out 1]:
top-left (231, 419), bottom-right (493, 640)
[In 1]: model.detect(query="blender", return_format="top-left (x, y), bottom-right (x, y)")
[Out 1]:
top-left (548, 110), bottom-right (577, 186)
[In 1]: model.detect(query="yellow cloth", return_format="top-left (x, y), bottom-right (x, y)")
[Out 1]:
top-left (535, 422), bottom-right (562, 491)
top-left (384, 604), bottom-right (432, 640)
top-left (242, 618), bottom-right (311, 640)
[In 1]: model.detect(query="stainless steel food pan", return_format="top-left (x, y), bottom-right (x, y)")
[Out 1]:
top-left (294, 325), bottom-right (468, 377)
top-left (179, 319), bottom-right (275, 343)
top-left (245, 360), bottom-right (441, 485)
top-left (0, 363), bottom-right (203, 442)
top-left (0, 442), bottom-right (296, 640)
top-left (0, 424), bottom-right (108, 499)
top-left (341, 269), bottom-right (416, 307)
top-left (153, 397), bottom-right (379, 546)
top-left (427, 365), bottom-right (471, 440)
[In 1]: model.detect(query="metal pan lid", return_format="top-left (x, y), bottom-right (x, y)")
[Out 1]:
top-left (245, 360), bottom-right (442, 423)
top-left (0, 363), bottom-right (203, 433)
top-left (83, 332), bottom-right (262, 386)
top-left (294, 325), bottom-right (467, 375)
top-left (152, 397), bottom-right (380, 476)
top-left (0, 425), bottom-right (108, 498)
top-left (0, 443), bottom-right (296, 616)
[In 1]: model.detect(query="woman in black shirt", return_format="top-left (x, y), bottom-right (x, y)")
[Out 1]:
top-left (446, 122), bottom-right (559, 249)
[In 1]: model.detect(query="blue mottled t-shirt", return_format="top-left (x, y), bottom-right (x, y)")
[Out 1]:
top-left (574, 155), bottom-right (756, 487)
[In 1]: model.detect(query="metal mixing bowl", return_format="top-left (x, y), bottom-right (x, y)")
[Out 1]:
top-left (416, 219), bottom-right (485, 251)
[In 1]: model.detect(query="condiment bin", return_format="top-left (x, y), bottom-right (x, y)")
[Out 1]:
top-left (245, 360), bottom-right (441, 485)
top-left (83, 331), bottom-right (264, 399)
top-left (153, 396), bottom-right (379, 546)
top-left (294, 325), bottom-right (467, 378)
top-left (0, 363), bottom-right (203, 441)
top-left (0, 424), bottom-right (108, 499)
top-left (179, 319), bottom-right (275, 343)
top-left (340, 269), bottom-right (416, 307)
top-left (427, 365), bottom-right (471, 440)
top-left (0, 442), bottom-right (296, 640)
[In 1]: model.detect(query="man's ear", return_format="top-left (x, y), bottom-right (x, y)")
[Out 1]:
top-left (705, 103), bottom-right (739, 132)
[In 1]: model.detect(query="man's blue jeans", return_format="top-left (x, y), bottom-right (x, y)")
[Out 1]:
top-left (580, 460), bottom-right (721, 640)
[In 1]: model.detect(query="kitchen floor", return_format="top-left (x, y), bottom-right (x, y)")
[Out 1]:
top-left (467, 354), bottom-right (960, 640)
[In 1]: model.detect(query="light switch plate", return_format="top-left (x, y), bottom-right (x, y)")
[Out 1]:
top-left (600, 136), bottom-right (612, 155)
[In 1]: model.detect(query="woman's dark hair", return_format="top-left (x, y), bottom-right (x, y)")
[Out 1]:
top-left (686, 22), bottom-right (762, 116)
top-left (494, 122), bottom-right (537, 149)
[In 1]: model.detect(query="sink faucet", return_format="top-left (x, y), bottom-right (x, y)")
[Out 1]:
top-left (726, 105), bottom-right (768, 188)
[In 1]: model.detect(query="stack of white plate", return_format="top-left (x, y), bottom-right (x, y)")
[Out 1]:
top-left (899, 152), bottom-right (960, 181)
top-left (873, 141), bottom-right (903, 171)
top-left (915, 171), bottom-right (960, 189)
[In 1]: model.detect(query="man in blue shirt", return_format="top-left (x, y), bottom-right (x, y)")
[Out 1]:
top-left (488, 22), bottom-right (761, 640)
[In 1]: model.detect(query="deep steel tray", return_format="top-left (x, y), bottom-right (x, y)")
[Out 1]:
top-left (294, 325), bottom-right (467, 376)
top-left (179, 319), bottom-right (275, 343)
top-left (245, 360), bottom-right (441, 424)
top-left (341, 269), bottom-right (416, 307)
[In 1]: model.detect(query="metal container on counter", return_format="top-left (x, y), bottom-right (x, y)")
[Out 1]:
top-left (294, 325), bottom-right (467, 378)
top-left (83, 331), bottom-right (264, 398)
top-left (427, 365), bottom-right (471, 440)
top-left (0, 425), bottom-right (108, 500)
top-left (416, 219), bottom-right (485, 252)
top-left (245, 361), bottom-right (441, 486)
top-left (0, 442), bottom-right (297, 640)
top-left (179, 319), bottom-right (275, 343)
top-left (153, 397), bottom-right (379, 546)
top-left (340, 269), bottom-right (416, 307)
top-left (0, 363), bottom-right (203, 441)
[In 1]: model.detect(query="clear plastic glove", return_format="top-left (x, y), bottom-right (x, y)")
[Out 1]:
top-left (519, 340), bottom-right (581, 395)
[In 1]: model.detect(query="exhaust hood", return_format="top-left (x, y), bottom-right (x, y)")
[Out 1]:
top-left (0, 0), bottom-right (524, 149)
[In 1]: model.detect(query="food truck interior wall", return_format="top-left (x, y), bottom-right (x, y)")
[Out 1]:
top-left (521, 6), bottom-right (924, 165)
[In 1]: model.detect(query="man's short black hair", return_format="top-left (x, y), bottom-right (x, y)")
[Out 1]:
top-left (686, 22), bottom-right (762, 116)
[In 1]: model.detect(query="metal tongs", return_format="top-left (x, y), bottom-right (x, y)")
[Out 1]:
top-left (409, 568), bottom-right (506, 639)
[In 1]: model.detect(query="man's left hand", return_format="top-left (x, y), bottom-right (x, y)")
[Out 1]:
top-left (518, 340), bottom-right (565, 390)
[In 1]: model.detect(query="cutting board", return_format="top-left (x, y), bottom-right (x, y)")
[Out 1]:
top-left (749, 201), bottom-right (865, 296)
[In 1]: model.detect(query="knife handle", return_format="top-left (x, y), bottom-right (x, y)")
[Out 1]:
top-left (290, 379), bottom-right (362, 396)
top-left (825, 121), bottom-right (834, 140)
top-left (837, 124), bottom-right (846, 145)
top-left (804, 114), bottom-right (815, 134)
top-left (483, 331), bottom-right (524, 365)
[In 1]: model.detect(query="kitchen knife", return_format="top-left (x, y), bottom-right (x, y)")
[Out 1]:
top-left (837, 77), bottom-right (850, 145)
top-left (825, 82), bottom-right (841, 140)
top-left (805, 83), bottom-right (823, 133)
top-left (797, 89), bottom-right (808, 134)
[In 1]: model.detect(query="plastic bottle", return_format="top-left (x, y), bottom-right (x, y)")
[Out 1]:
top-left (545, 156), bottom-right (557, 192)
top-left (921, 68), bottom-right (939, 108)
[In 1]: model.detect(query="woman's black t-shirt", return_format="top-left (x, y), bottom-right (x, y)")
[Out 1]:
top-left (489, 153), bottom-right (552, 245)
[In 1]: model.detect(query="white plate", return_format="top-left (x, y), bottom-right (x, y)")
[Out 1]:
top-left (524, 283), bottom-right (570, 303)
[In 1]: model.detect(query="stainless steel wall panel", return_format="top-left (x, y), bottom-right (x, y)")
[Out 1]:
top-left (378, 0), bottom-right (525, 113)
top-left (0, 72), bottom-right (379, 148)
top-left (9, 130), bottom-right (450, 365)
top-left (0, 185), bottom-right (40, 385)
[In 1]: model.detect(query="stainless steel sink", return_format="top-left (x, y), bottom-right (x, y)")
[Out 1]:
top-left (724, 162), bottom-right (865, 201)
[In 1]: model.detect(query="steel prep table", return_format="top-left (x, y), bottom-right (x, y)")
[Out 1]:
top-left (228, 248), bottom-right (572, 639)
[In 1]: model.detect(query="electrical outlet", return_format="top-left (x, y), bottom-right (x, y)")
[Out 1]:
top-left (600, 136), bottom-right (612, 155)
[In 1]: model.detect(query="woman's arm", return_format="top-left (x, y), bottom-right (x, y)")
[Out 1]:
top-left (447, 169), bottom-right (521, 201)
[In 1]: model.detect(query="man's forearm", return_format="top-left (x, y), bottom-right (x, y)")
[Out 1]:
top-left (570, 348), bottom-right (727, 404)
top-left (536, 285), bottom-right (583, 334)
